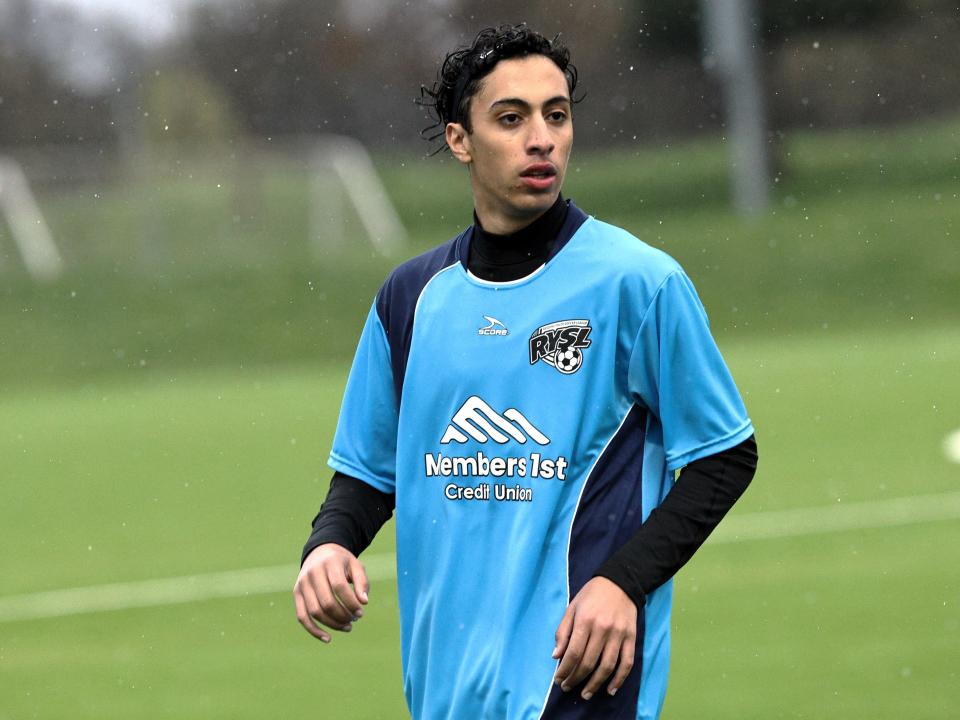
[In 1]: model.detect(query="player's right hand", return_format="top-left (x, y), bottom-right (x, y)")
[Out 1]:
top-left (293, 543), bottom-right (369, 643)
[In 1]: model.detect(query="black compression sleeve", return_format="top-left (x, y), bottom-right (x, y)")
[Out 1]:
top-left (594, 435), bottom-right (758, 608)
top-left (300, 472), bottom-right (396, 566)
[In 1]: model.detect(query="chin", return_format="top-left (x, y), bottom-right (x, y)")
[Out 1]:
top-left (513, 191), bottom-right (558, 214)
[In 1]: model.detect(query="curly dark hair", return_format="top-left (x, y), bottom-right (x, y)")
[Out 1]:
top-left (418, 24), bottom-right (581, 154)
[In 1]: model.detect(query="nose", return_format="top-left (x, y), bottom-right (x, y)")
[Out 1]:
top-left (526, 115), bottom-right (555, 156)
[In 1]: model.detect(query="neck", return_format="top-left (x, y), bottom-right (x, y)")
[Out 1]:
top-left (468, 194), bottom-right (568, 284)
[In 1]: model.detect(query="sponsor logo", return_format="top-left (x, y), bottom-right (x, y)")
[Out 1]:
top-left (428, 396), bottom-right (569, 502)
top-left (529, 319), bottom-right (592, 374)
top-left (478, 315), bottom-right (509, 336)
top-left (441, 396), bottom-right (548, 445)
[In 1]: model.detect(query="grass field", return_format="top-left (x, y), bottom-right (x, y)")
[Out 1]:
top-left (1, 323), bottom-right (958, 719)
top-left (1, 117), bottom-right (959, 718)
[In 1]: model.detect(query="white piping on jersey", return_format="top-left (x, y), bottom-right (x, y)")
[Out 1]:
top-left (410, 261), bottom-right (460, 337)
top-left (463, 215), bottom-right (595, 289)
top-left (466, 263), bottom-right (548, 286)
top-left (535, 402), bottom-right (638, 720)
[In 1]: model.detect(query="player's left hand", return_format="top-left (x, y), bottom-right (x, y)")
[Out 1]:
top-left (552, 576), bottom-right (637, 700)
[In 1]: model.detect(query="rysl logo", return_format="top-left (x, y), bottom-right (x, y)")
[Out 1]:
top-left (529, 319), bottom-right (592, 374)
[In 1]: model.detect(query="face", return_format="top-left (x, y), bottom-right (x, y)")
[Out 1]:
top-left (446, 54), bottom-right (574, 234)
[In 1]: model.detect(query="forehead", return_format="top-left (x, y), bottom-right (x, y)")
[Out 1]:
top-left (474, 55), bottom-right (570, 107)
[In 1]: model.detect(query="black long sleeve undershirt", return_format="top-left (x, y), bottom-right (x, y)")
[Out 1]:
top-left (593, 435), bottom-right (757, 607)
top-left (301, 437), bottom-right (757, 607)
top-left (301, 195), bottom-right (758, 606)
top-left (301, 471), bottom-right (395, 566)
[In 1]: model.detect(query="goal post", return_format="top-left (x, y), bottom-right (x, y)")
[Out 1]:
top-left (309, 135), bottom-right (408, 258)
top-left (0, 156), bottom-right (64, 282)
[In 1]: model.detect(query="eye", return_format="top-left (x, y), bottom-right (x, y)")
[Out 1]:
top-left (547, 110), bottom-right (568, 123)
top-left (498, 113), bottom-right (522, 127)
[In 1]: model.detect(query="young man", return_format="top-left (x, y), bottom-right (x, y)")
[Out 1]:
top-left (294, 25), bottom-right (757, 720)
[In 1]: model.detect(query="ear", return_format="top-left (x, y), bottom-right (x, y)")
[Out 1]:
top-left (445, 122), bottom-right (472, 165)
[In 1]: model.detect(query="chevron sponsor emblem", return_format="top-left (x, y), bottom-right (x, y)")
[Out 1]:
top-left (440, 396), bottom-right (549, 445)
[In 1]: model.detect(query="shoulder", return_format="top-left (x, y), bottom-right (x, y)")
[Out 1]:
top-left (375, 230), bottom-right (464, 333)
top-left (569, 215), bottom-right (685, 291)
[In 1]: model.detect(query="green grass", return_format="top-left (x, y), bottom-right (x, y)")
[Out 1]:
top-left (1, 323), bottom-right (958, 719)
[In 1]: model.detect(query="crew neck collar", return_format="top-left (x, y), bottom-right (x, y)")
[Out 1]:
top-left (470, 195), bottom-right (568, 268)
top-left (456, 199), bottom-right (590, 285)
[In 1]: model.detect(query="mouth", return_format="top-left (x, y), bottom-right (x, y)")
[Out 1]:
top-left (520, 164), bottom-right (557, 179)
top-left (519, 164), bottom-right (558, 191)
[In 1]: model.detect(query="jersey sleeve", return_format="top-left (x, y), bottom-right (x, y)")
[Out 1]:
top-left (327, 302), bottom-right (399, 493)
top-left (628, 270), bottom-right (753, 470)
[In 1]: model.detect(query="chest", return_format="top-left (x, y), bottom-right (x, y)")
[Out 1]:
top-left (398, 273), bottom-right (637, 450)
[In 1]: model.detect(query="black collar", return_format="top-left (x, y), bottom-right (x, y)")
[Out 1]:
top-left (467, 196), bottom-right (569, 281)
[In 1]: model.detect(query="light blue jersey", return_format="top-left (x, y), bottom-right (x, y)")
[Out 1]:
top-left (329, 202), bottom-right (753, 719)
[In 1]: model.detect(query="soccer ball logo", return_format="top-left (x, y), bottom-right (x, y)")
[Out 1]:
top-left (554, 347), bottom-right (583, 374)
top-left (529, 319), bottom-right (592, 376)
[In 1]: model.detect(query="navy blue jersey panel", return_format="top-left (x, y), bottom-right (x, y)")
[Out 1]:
top-left (375, 235), bottom-right (463, 402)
top-left (569, 404), bottom-right (647, 613)
top-left (541, 403), bottom-right (648, 719)
top-left (539, 603), bottom-right (643, 720)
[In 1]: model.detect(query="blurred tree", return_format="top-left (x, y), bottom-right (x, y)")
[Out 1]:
top-left (183, 0), bottom-right (365, 137)
top-left (5, 0), bottom-right (954, 154)
top-left (142, 65), bottom-right (240, 147)
top-left (632, 0), bottom-right (911, 55)
top-left (0, 0), bottom-right (117, 148)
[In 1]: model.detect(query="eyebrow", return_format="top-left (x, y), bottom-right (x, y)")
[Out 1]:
top-left (488, 95), bottom-right (571, 111)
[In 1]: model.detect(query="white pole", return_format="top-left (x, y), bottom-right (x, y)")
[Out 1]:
top-left (310, 135), bottom-right (407, 257)
top-left (0, 157), bottom-right (64, 281)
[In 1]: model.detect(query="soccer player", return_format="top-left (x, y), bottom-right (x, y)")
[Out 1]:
top-left (293, 25), bottom-right (758, 720)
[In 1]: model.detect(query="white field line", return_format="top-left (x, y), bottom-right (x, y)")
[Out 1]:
top-left (2, 491), bottom-right (959, 623)
top-left (708, 490), bottom-right (960, 543)
top-left (0, 553), bottom-right (397, 624)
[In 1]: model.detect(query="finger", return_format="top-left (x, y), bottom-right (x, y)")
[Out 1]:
top-left (293, 585), bottom-right (331, 643)
top-left (607, 636), bottom-right (636, 696)
top-left (554, 622), bottom-right (590, 688)
top-left (563, 629), bottom-right (607, 692)
top-left (580, 635), bottom-right (622, 700)
top-left (552, 605), bottom-right (575, 659)
top-left (300, 579), bottom-right (343, 633)
top-left (329, 561), bottom-right (365, 619)
top-left (346, 556), bottom-right (370, 609)
top-left (309, 567), bottom-right (354, 629)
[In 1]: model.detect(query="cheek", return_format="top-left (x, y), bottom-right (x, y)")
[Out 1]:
top-left (476, 148), bottom-right (518, 184)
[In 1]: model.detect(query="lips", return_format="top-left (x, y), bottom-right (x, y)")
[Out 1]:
top-left (520, 163), bottom-right (557, 179)
top-left (519, 163), bottom-right (558, 191)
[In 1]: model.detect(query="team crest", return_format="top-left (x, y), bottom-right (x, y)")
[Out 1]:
top-left (529, 319), bottom-right (592, 375)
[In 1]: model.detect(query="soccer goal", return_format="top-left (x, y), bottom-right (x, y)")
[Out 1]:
top-left (308, 135), bottom-right (408, 258)
top-left (0, 156), bottom-right (63, 282)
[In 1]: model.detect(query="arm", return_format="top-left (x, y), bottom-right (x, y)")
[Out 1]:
top-left (552, 435), bottom-right (758, 699)
top-left (594, 434), bottom-right (758, 606)
top-left (293, 300), bottom-right (399, 643)
top-left (294, 473), bottom-right (395, 643)
top-left (301, 472), bottom-right (396, 564)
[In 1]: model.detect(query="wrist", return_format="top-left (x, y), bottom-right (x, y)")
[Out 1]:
top-left (592, 569), bottom-right (645, 610)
